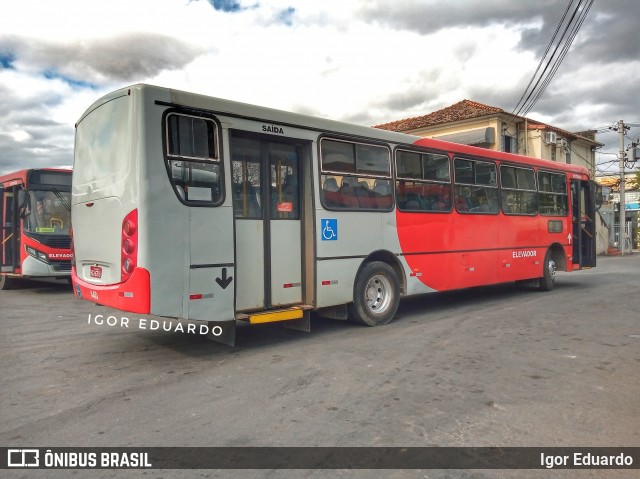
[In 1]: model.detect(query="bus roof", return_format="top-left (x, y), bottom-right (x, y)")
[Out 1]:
top-left (79, 84), bottom-right (591, 180)
top-left (0, 168), bottom-right (72, 186)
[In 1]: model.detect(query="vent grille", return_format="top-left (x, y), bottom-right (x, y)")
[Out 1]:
top-left (50, 261), bottom-right (72, 272)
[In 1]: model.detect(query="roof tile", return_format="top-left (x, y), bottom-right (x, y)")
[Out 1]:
top-left (374, 100), bottom-right (503, 131)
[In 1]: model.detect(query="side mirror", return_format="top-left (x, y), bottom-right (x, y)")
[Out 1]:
top-left (594, 183), bottom-right (603, 211)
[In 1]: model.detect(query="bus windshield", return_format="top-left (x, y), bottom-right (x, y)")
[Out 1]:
top-left (24, 189), bottom-right (71, 235)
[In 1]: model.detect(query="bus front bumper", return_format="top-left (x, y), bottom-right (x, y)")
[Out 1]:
top-left (22, 256), bottom-right (71, 277)
top-left (72, 266), bottom-right (151, 314)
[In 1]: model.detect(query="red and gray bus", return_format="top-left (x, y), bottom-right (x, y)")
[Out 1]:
top-left (1, 168), bottom-right (72, 289)
top-left (71, 84), bottom-right (596, 344)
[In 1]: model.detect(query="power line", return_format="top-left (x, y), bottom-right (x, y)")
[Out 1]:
top-left (512, 0), bottom-right (594, 117)
top-left (516, 0), bottom-right (586, 116)
top-left (511, 0), bottom-right (573, 116)
top-left (522, 0), bottom-right (594, 116)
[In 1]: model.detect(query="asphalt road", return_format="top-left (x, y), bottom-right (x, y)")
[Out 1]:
top-left (1, 255), bottom-right (639, 479)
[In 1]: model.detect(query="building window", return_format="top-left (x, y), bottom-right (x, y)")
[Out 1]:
top-left (503, 135), bottom-right (517, 153)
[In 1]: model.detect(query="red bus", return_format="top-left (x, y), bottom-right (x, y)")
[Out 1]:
top-left (1, 168), bottom-right (72, 289)
top-left (71, 85), bottom-right (596, 344)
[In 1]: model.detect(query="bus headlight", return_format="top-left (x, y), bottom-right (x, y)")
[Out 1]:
top-left (25, 245), bottom-right (48, 263)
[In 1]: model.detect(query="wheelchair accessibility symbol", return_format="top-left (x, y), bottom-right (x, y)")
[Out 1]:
top-left (322, 219), bottom-right (338, 241)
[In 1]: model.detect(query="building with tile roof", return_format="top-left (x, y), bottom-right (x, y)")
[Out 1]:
top-left (374, 100), bottom-right (602, 177)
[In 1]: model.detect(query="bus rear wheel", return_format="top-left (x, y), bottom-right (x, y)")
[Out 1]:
top-left (539, 250), bottom-right (556, 291)
top-left (0, 274), bottom-right (14, 290)
top-left (348, 261), bottom-right (400, 326)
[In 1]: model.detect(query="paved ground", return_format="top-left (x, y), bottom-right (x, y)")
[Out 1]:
top-left (1, 255), bottom-right (639, 479)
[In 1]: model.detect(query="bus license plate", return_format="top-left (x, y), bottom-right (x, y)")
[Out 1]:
top-left (90, 266), bottom-right (103, 279)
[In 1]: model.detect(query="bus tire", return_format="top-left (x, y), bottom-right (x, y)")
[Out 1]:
top-left (539, 250), bottom-right (556, 291)
top-left (0, 274), bottom-right (13, 290)
top-left (348, 261), bottom-right (400, 326)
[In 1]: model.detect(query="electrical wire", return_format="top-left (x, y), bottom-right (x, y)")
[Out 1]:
top-left (521, 0), bottom-right (594, 116)
top-left (515, 0), bottom-right (584, 115)
top-left (511, 0), bottom-right (573, 116)
top-left (512, 0), bottom-right (594, 117)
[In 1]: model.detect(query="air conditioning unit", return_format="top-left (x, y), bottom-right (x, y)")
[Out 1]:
top-left (544, 131), bottom-right (557, 144)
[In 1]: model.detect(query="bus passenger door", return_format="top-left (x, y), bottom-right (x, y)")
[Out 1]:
top-left (230, 132), bottom-right (306, 312)
top-left (1, 187), bottom-right (18, 273)
top-left (571, 179), bottom-right (596, 268)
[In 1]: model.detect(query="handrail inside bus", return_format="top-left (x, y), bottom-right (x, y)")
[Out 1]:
top-left (1, 233), bottom-right (13, 246)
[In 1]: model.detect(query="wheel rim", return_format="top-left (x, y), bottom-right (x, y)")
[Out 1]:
top-left (547, 259), bottom-right (556, 285)
top-left (364, 274), bottom-right (393, 315)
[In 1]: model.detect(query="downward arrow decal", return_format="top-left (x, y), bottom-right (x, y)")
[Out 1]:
top-left (216, 267), bottom-right (233, 289)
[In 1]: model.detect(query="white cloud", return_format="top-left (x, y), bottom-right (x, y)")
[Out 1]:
top-left (1, 0), bottom-right (639, 174)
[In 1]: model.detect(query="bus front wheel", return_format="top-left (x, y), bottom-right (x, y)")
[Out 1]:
top-left (0, 274), bottom-right (14, 291)
top-left (539, 250), bottom-right (556, 291)
top-left (348, 261), bottom-right (400, 326)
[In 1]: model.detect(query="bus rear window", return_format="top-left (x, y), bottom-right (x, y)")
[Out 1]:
top-left (74, 95), bottom-right (131, 197)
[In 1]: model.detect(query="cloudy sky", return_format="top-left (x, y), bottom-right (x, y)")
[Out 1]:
top-left (1, 0), bottom-right (638, 176)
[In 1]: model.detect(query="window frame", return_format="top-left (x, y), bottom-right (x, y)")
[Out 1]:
top-left (395, 147), bottom-right (452, 213)
top-left (453, 157), bottom-right (499, 215)
top-left (537, 169), bottom-right (568, 217)
top-left (319, 136), bottom-right (393, 212)
top-left (499, 164), bottom-right (538, 216)
top-left (163, 110), bottom-right (225, 208)
top-left (166, 112), bottom-right (220, 162)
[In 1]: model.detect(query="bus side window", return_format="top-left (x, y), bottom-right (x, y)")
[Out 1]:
top-left (319, 138), bottom-right (392, 211)
top-left (165, 113), bottom-right (223, 206)
top-left (169, 160), bottom-right (222, 204)
top-left (453, 158), bottom-right (498, 214)
top-left (321, 176), bottom-right (341, 208)
top-left (538, 171), bottom-right (568, 216)
top-left (500, 165), bottom-right (537, 215)
top-left (395, 149), bottom-right (451, 213)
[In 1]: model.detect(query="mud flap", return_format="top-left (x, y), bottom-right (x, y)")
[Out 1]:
top-left (283, 310), bottom-right (311, 332)
top-left (207, 320), bottom-right (236, 346)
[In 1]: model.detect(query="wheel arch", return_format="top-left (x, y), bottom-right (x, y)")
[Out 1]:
top-left (358, 250), bottom-right (406, 296)
top-left (548, 242), bottom-right (567, 271)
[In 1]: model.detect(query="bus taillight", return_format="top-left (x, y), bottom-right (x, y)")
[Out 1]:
top-left (121, 209), bottom-right (138, 281)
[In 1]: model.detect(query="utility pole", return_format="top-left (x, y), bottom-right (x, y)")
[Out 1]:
top-left (618, 120), bottom-right (626, 255)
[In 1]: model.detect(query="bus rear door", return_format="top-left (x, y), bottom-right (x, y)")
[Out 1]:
top-left (571, 179), bottom-right (597, 268)
top-left (230, 131), bottom-right (310, 320)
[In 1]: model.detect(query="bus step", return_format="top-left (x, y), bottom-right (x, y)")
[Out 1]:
top-left (237, 306), bottom-right (313, 325)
